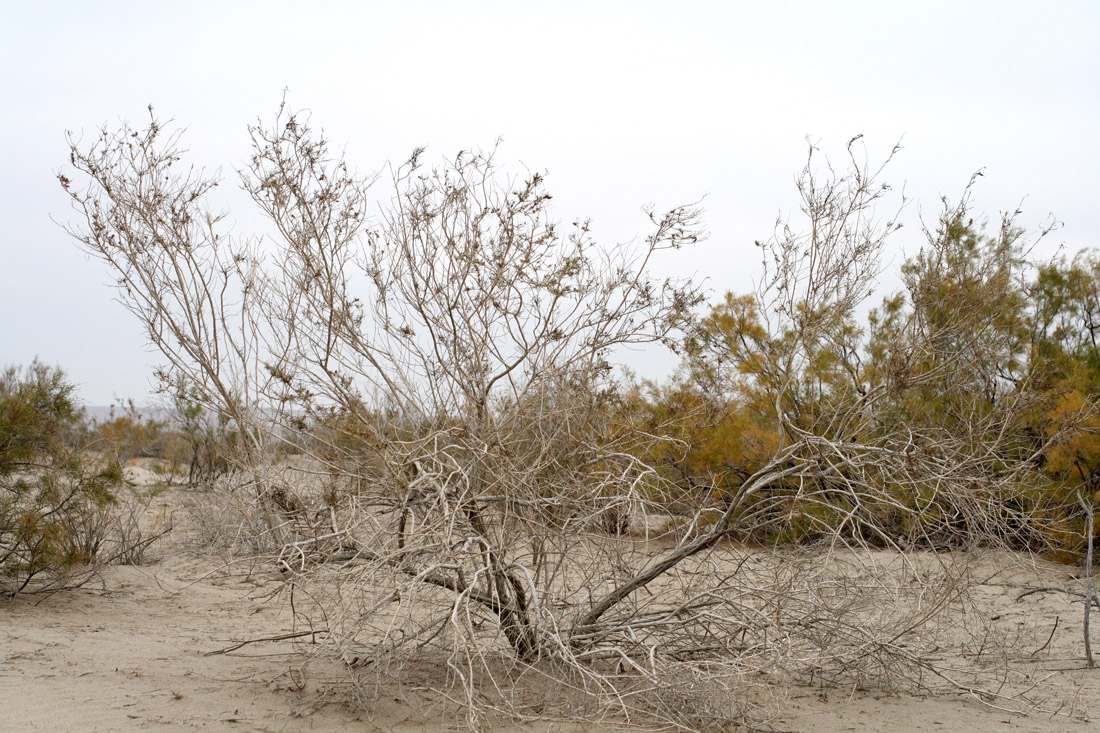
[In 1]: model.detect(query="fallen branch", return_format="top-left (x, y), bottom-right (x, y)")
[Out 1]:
top-left (1078, 493), bottom-right (1095, 668)
top-left (1029, 616), bottom-right (1059, 657)
top-left (205, 628), bottom-right (329, 656)
top-left (1015, 587), bottom-right (1100, 609)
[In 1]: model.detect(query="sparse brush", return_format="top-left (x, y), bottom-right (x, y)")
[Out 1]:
top-left (60, 103), bottom-right (1100, 728)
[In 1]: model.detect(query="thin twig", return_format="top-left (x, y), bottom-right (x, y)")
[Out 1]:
top-left (205, 628), bottom-right (329, 656)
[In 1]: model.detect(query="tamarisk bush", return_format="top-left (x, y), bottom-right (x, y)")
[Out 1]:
top-left (0, 362), bottom-right (124, 594)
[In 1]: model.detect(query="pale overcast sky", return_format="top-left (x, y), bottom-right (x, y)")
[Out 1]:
top-left (2, 1), bottom-right (1098, 405)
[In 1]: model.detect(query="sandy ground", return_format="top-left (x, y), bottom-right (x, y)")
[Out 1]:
top-left (3, 464), bottom-right (1099, 732)
top-left (1, 557), bottom-right (359, 732)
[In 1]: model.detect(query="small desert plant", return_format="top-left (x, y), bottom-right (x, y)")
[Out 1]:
top-left (169, 378), bottom-right (237, 485)
top-left (180, 477), bottom-right (280, 557)
top-left (89, 399), bottom-right (175, 464)
top-left (71, 485), bottom-right (173, 566)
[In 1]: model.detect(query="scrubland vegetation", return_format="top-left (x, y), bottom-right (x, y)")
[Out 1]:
top-left (6, 104), bottom-right (1098, 728)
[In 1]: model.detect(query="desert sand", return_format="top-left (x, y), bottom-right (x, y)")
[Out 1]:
top-left (3, 463), bottom-right (1098, 732)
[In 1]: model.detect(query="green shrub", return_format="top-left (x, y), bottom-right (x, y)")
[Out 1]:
top-left (0, 361), bottom-right (125, 594)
